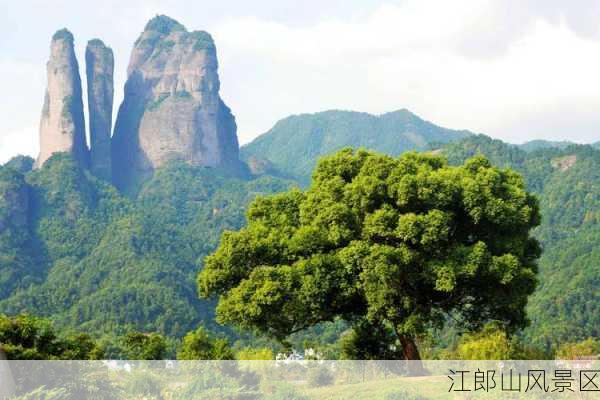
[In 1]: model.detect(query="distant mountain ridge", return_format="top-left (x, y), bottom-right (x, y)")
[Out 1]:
top-left (241, 109), bottom-right (472, 184)
top-left (518, 139), bottom-right (575, 153)
top-left (442, 135), bottom-right (600, 345)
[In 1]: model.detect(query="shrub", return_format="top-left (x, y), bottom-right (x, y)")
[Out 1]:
top-left (306, 366), bottom-right (334, 387)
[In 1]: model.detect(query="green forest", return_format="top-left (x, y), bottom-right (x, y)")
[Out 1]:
top-left (0, 125), bottom-right (598, 360)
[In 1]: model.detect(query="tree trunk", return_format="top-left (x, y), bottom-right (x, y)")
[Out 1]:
top-left (398, 335), bottom-right (427, 376)
top-left (399, 335), bottom-right (421, 360)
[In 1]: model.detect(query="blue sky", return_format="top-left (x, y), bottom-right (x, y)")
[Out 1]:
top-left (2, 0), bottom-right (600, 162)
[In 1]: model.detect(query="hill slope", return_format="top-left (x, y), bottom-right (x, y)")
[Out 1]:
top-left (241, 109), bottom-right (472, 185)
top-left (0, 154), bottom-right (292, 338)
top-left (518, 140), bottom-right (574, 153)
top-left (442, 135), bottom-right (599, 346)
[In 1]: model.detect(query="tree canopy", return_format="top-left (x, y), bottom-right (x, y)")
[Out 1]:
top-left (199, 148), bottom-right (541, 360)
top-left (0, 313), bottom-right (103, 360)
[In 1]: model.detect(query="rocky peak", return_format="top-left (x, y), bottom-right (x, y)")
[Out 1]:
top-left (36, 28), bottom-right (88, 169)
top-left (112, 15), bottom-right (242, 192)
top-left (86, 39), bottom-right (114, 181)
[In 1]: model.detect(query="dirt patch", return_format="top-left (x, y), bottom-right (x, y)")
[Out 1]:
top-left (551, 155), bottom-right (577, 171)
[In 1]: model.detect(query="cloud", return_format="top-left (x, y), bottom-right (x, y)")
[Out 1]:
top-left (212, 0), bottom-right (600, 144)
top-left (0, 125), bottom-right (38, 164)
top-left (1, 0), bottom-right (600, 163)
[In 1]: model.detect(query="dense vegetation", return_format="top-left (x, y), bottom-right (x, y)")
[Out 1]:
top-left (1, 109), bottom-right (598, 359)
top-left (0, 153), bottom-right (293, 346)
top-left (240, 109), bottom-right (472, 185)
top-left (442, 135), bottom-right (599, 348)
top-left (200, 148), bottom-right (541, 361)
top-left (0, 313), bottom-right (103, 359)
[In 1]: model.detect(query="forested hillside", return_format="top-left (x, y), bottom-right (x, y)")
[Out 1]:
top-left (241, 109), bottom-right (472, 185)
top-left (0, 153), bottom-right (292, 339)
top-left (1, 116), bottom-right (597, 356)
top-left (518, 140), bottom-right (574, 153)
top-left (442, 135), bottom-right (599, 346)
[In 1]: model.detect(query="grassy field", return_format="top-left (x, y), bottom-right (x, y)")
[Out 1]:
top-left (301, 375), bottom-right (450, 400)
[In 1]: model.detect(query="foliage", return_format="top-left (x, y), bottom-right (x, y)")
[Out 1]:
top-left (0, 313), bottom-right (103, 359)
top-left (263, 383), bottom-right (309, 400)
top-left (52, 28), bottom-right (73, 42)
top-left (144, 15), bottom-right (186, 34)
top-left (452, 324), bottom-right (513, 360)
top-left (443, 135), bottom-right (600, 348)
top-left (0, 165), bottom-right (35, 298)
top-left (9, 387), bottom-right (70, 400)
top-left (0, 154), bottom-right (292, 345)
top-left (241, 109), bottom-right (471, 185)
top-left (340, 319), bottom-right (403, 360)
top-left (177, 326), bottom-right (234, 360)
top-left (306, 366), bottom-right (334, 387)
top-left (123, 370), bottom-right (164, 398)
top-left (121, 332), bottom-right (166, 360)
top-left (3, 155), bottom-right (34, 174)
top-left (199, 148), bottom-right (541, 359)
top-left (556, 338), bottom-right (600, 359)
top-left (235, 347), bottom-right (274, 360)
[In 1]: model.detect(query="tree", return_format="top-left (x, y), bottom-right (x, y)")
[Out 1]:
top-left (122, 332), bottom-right (166, 360)
top-left (177, 326), bottom-right (234, 360)
top-left (453, 324), bottom-right (512, 360)
top-left (556, 338), bottom-right (600, 360)
top-left (198, 148), bottom-right (541, 362)
top-left (0, 313), bottom-right (103, 359)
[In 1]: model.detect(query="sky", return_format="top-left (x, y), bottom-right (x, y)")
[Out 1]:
top-left (1, 0), bottom-right (600, 163)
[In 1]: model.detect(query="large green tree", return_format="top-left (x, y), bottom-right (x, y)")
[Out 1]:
top-left (198, 149), bottom-right (541, 361)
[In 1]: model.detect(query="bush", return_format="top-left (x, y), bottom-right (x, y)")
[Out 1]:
top-left (557, 338), bottom-right (600, 359)
top-left (453, 324), bottom-right (512, 360)
top-left (306, 366), bottom-right (334, 387)
top-left (263, 383), bottom-right (308, 400)
top-left (236, 347), bottom-right (274, 360)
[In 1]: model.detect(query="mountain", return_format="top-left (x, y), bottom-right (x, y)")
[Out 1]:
top-left (86, 39), bottom-right (114, 181)
top-left (442, 135), bottom-right (599, 346)
top-left (240, 109), bottom-right (472, 185)
top-left (112, 16), bottom-right (245, 193)
top-left (36, 29), bottom-right (89, 169)
top-left (0, 16), bottom-right (288, 341)
top-left (518, 139), bottom-right (574, 153)
top-left (35, 16), bottom-right (246, 195)
top-left (0, 153), bottom-right (292, 338)
top-left (2, 15), bottom-right (598, 352)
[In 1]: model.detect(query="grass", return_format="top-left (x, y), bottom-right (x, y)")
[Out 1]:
top-left (301, 375), bottom-right (451, 400)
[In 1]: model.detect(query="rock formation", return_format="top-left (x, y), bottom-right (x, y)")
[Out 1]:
top-left (86, 39), bottom-right (114, 181)
top-left (111, 15), bottom-right (243, 192)
top-left (36, 29), bottom-right (88, 169)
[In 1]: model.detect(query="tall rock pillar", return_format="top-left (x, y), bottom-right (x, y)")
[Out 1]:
top-left (86, 39), bottom-right (114, 181)
top-left (36, 29), bottom-right (88, 169)
top-left (111, 15), bottom-right (243, 193)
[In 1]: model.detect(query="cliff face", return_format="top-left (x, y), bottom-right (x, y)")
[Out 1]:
top-left (36, 29), bottom-right (88, 169)
top-left (111, 16), bottom-right (242, 192)
top-left (86, 39), bottom-right (114, 181)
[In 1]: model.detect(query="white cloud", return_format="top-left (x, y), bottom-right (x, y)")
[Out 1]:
top-left (0, 125), bottom-right (38, 164)
top-left (213, 0), bottom-right (600, 144)
top-left (1, 0), bottom-right (600, 164)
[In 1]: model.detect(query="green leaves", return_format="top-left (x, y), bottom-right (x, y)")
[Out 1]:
top-left (200, 148), bottom-right (541, 358)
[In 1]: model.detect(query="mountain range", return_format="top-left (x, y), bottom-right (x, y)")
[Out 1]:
top-left (241, 109), bottom-right (472, 185)
top-left (0, 15), bottom-right (597, 352)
